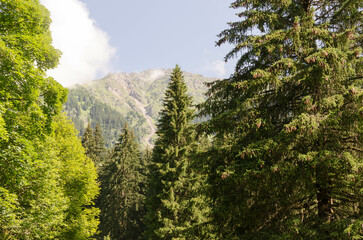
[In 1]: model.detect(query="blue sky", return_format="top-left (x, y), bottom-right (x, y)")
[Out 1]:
top-left (41, 0), bottom-right (239, 86)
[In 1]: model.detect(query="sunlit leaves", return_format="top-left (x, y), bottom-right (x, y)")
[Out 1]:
top-left (0, 1), bottom-right (99, 239)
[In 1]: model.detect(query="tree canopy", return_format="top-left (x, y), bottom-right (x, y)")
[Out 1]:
top-left (0, 1), bottom-right (99, 239)
top-left (98, 124), bottom-right (146, 239)
top-left (145, 66), bottom-right (211, 239)
top-left (199, 0), bottom-right (362, 238)
top-left (1, 0), bottom-right (361, 239)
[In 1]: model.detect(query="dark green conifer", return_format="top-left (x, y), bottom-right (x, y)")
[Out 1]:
top-left (94, 122), bottom-right (107, 167)
top-left (81, 122), bottom-right (95, 160)
top-left (145, 65), bottom-right (210, 239)
top-left (81, 122), bottom-right (107, 168)
top-left (200, 0), bottom-right (362, 238)
top-left (99, 123), bottom-right (145, 240)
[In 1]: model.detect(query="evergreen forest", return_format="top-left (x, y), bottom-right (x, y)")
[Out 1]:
top-left (0, 0), bottom-right (362, 239)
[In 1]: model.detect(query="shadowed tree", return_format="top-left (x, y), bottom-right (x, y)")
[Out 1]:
top-left (199, 0), bottom-right (362, 238)
top-left (94, 122), bottom-right (107, 167)
top-left (98, 123), bottom-right (146, 240)
top-left (82, 123), bottom-right (95, 159)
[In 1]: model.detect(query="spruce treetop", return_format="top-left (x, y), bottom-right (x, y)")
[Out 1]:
top-left (156, 65), bottom-right (194, 148)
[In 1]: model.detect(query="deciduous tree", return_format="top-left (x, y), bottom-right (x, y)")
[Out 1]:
top-left (0, 1), bottom-right (99, 238)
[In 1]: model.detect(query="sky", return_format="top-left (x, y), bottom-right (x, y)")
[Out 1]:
top-left (40, 0), bottom-right (239, 87)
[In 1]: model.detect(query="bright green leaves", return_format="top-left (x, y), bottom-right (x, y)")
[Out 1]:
top-left (0, 0), bottom-right (64, 135)
top-left (0, 134), bottom-right (67, 239)
top-left (0, 1), bottom-right (100, 239)
top-left (51, 116), bottom-right (100, 239)
top-left (0, 0), bottom-right (52, 36)
top-left (0, 104), bottom-right (8, 141)
top-left (0, 187), bottom-right (18, 238)
top-left (0, 116), bottom-right (100, 239)
top-left (41, 78), bottom-right (68, 120)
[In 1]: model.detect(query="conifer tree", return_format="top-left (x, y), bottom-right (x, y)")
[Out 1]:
top-left (82, 123), bottom-right (95, 160)
top-left (94, 122), bottom-right (107, 167)
top-left (82, 122), bottom-right (107, 168)
top-left (145, 66), bottom-right (209, 239)
top-left (200, 0), bottom-right (362, 238)
top-left (99, 123), bottom-right (145, 240)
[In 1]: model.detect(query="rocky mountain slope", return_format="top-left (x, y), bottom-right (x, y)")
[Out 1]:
top-left (64, 69), bottom-right (217, 148)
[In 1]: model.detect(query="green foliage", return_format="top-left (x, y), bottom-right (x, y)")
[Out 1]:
top-left (81, 122), bottom-right (107, 167)
top-left (65, 87), bottom-right (126, 148)
top-left (0, 104), bottom-right (8, 141)
top-left (64, 70), bottom-right (215, 148)
top-left (0, 115), bottom-right (100, 239)
top-left (145, 66), bottom-right (211, 239)
top-left (82, 123), bottom-right (95, 158)
top-left (0, 136), bottom-right (68, 239)
top-left (94, 123), bottom-right (107, 166)
top-left (0, 0), bottom-right (67, 131)
top-left (199, 0), bottom-right (362, 239)
top-left (51, 115), bottom-right (100, 239)
top-left (98, 124), bottom-right (146, 239)
top-left (0, 187), bottom-right (18, 238)
top-left (0, 1), bottom-right (99, 239)
top-left (2, 1), bottom-right (360, 240)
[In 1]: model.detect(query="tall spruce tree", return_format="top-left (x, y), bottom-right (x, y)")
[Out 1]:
top-left (199, 0), bottom-right (362, 239)
top-left (98, 123), bottom-right (145, 240)
top-left (145, 66), bottom-right (209, 239)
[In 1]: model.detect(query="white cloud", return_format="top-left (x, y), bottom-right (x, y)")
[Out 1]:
top-left (40, 0), bottom-right (116, 87)
top-left (204, 60), bottom-right (226, 77)
top-left (148, 69), bottom-right (165, 81)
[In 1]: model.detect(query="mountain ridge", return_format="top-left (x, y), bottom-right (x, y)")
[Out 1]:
top-left (64, 68), bottom-right (217, 148)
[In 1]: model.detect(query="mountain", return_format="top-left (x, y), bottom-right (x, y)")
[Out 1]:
top-left (64, 69), bottom-right (217, 148)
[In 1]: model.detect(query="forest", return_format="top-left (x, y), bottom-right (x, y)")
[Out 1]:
top-left (0, 0), bottom-right (361, 239)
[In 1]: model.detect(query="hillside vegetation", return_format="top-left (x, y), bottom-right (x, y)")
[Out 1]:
top-left (64, 69), bottom-right (216, 147)
top-left (2, 0), bottom-right (361, 239)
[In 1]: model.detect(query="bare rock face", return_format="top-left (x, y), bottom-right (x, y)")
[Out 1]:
top-left (65, 69), bottom-right (217, 148)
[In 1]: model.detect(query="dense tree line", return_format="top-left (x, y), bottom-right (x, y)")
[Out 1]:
top-left (81, 123), bottom-right (148, 240)
top-left (65, 87), bottom-right (154, 148)
top-left (1, 0), bottom-right (361, 239)
top-left (64, 88), bottom-right (128, 147)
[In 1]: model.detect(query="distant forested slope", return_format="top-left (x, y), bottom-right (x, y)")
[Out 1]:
top-left (64, 88), bottom-right (126, 147)
top-left (64, 69), bottom-right (216, 148)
